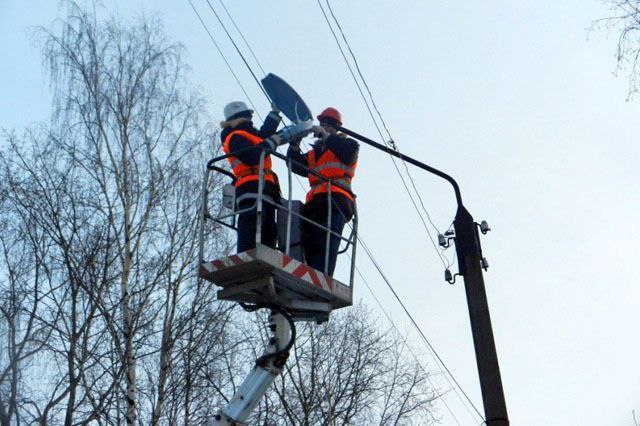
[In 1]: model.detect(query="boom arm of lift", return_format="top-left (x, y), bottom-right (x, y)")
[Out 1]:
top-left (209, 309), bottom-right (295, 426)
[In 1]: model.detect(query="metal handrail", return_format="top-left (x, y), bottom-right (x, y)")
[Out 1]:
top-left (206, 146), bottom-right (341, 183)
top-left (199, 145), bottom-right (357, 286)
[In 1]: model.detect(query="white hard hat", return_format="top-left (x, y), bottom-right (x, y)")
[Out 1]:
top-left (223, 101), bottom-right (253, 120)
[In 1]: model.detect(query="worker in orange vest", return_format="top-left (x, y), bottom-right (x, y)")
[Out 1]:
top-left (221, 101), bottom-right (282, 252)
top-left (287, 107), bottom-right (359, 276)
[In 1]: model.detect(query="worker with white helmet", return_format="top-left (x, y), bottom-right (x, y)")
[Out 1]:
top-left (220, 101), bottom-right (282, 252)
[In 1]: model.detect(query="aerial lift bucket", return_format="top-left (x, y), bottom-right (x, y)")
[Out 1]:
top-left (199, 73), bottom-right (356, 323)
top-left (200, 73), bottom-right (358, 425)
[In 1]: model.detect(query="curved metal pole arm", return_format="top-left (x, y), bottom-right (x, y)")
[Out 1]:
top-left (337, 125), bottom-right (509, 425)
top-left (336, 125), bottom-right (463, 207)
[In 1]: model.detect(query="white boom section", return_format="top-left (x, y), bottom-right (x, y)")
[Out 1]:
top-left (209, 312), bottom-right (292, 426)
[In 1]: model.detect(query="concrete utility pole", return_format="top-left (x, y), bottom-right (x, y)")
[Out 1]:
top-left (453, 205), bottom-right (509, 426)
top-left (337, 126), bottom-right (509, 426)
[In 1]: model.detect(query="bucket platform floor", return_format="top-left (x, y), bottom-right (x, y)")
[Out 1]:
top-left (199, 244), bottom-right (352, 321)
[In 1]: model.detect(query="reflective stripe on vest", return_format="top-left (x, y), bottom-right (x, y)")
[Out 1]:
top-left (223, 129), bottom-right (276, 187)
top-left (312, 161), bottom-right (355, 174)
top-left (307, 149), bottom-right (357, 203)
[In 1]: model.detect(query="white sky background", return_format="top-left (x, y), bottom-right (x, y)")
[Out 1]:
top-left (2, 1), bottom-right (639, 425)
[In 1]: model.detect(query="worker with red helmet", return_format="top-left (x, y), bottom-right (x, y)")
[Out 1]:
top-left (221, 101), bottom-right (282, 252)
top-left (287, 107), bottom-right (359, 276)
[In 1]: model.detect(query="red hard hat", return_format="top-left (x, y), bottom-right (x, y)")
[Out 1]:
top-left (317, 107), bottom-right (342, 126)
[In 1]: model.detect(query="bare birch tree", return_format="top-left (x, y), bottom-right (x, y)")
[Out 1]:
top-left (598, 0), bottom-right (640, 98)
top-left (253, 305), bottom-right (440, 425)
top-left (0, 1), bottom-right (232, 423)
top-left (0, 138), bottom-right (57, 426)
top-left (1, 2), bottom-right (444, 424)
top-left (0, 128), bottom-right (118, 425)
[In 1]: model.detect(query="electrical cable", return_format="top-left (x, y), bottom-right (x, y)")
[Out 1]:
top-left (288, 165), bottom-right (480, 424)
top-left (324, 0), bottom-right (395, 148)
top-left (323, 0), bottom-right (458, 270)
top-left (211, 0), bottom-right (304, 139)
top-left (205, 0), bottom-right (450, 274)
top-left (355, 234), bottom-right (485, 423)
top-left (187, 0), bottom-right (263, 120)
top-left (216, 0), bottom-right (267, 76)
top-left (315, 0), bottom-right (385, 143)
top-left (350, 261), bottom-right (463, 425)
top-left (198, 0), bottom-right (295, 132)
top-left (286, 165), bottom-right (453, 409)
top-left (202, 0), bottom-right (272, 102)
top-left (325, 0), bottom-right (441, 227)
top-left (253, 305), bottom-right (296, 367)
top-left (324, 0), bottom-right (455, 268)
top-left (192, 2), bottom-right (476, 419)
top-left (194, 0), bottom-right (451, 271)
top-left (316, 0), bottom-right (454, 269)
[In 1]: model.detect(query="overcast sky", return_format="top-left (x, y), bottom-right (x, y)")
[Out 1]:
top-left (2, 1), bottom-right (639, 425)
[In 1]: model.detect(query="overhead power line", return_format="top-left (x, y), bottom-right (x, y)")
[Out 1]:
top-left (186, 0), bottom-right (262, 120)
top-left (355, 235), bottom-right (485, 422)
top-left (316, 2), bottom-right (484, 420)
top-left (349, 257), bottom-right (463, 425)
top-left (213, 0), bottom-right (306, 130)
top-left (324, 0), bottom-right (395, 148)
top-left (203, 0), bottom-right (271, 102)
top-left (216, 0), bottom-right (267, 76)
top-left (189, 2), bottom-right (481, 421)
top-left (324, 0), bottom-right (448, 239)
top-left (316, 0), bottom-right (454, 270)
top-left (287, 177), bottom-right (468, 424)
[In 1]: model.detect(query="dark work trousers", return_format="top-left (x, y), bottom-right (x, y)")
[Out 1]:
top-left (236, 198), bottom-right (277, 252)
top-left (303, 199), bottom-right (349, 276)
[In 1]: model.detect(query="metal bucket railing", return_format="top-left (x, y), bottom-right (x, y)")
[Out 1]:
top-left (199, 146), bottom-right (357, 287)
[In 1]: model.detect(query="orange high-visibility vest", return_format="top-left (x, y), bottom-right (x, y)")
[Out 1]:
top-left (223, 130), bottom-right (276, 187)
top-left (307, 148), bottom-right (357, 203)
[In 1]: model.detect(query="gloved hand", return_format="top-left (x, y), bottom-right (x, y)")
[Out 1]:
top-left (263, 134), bottom-right (282, 150)
top-left (267, 109), bottom-right (282, 123)
top-left (289, 136), bottom-right (302, 151)
top-left (311, 125), bottom-right (329, 141)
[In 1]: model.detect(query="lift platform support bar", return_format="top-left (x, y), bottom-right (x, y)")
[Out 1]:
top-left (210, 308), bottom-right (295, 425)
top-left (337, 126), bottom-right (509, 426)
